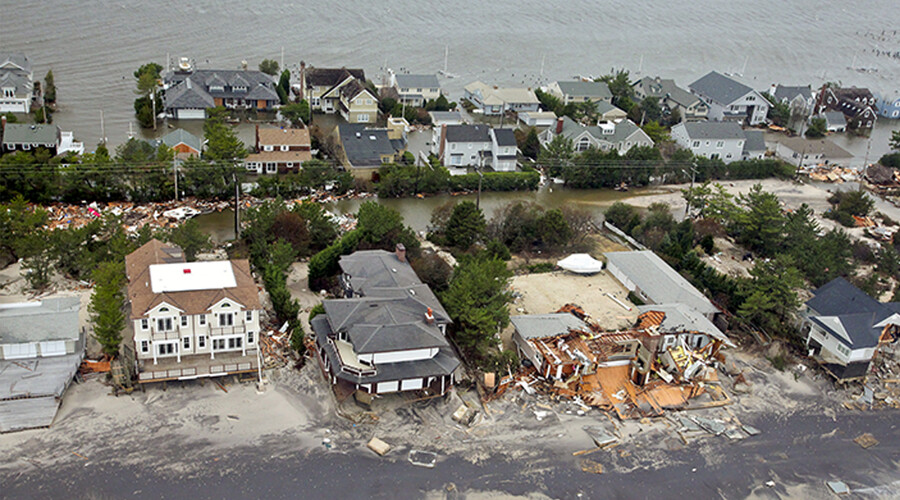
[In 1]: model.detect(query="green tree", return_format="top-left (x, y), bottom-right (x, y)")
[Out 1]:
top-left (276, 69), bottom-right (291, 104)
top-left (0, 196), bottom-right (48, 261)
top-left (598, 70), bottom-right (634, 108)
top-left (537, 208), bottom-right (572, 249)
top-left (281, 100), bottom-right (310, 126)
top-left (641, 121), bottom-right (669, 144)
top-left (763, 93), bottom-right (791, 127)
top-left (258, 59), bottom-right (280, 76)
top-left (806, 117), bottom-right (827, 138)
top-left (43, 70), bottom-right (57, 105)
top-left (604, 201), bottom-right (641, 232)
top-left (889, 130), bottom-right (900, 151)
top-left (681, 181), bottom-right (737, 222)
top-left (739, 255), bottom-right (803, 334)
top-left (133, 63), bottom-right (162, 129)
top-left (445, 201), bottom-right (486, 251)
top-left (734, 183), bottom-right (785, 256)
top-left (441, 256), bottom-right (513, 362)
top-left (538, 134), bottom-right (575, 178)
top-left (165, 219), bottom-right (211, 261)
top-left (90, 261), bottom-right (126, 357)
top-left (522, 127), bottom-right (541, 160)
top-left (21, 232), bottom-right (53, 291)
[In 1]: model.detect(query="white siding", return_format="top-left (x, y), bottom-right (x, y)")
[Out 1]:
top-left (38, 341), bottom-right (67, 357)
top-left (370, 348), bottom-right (437, 364)
top-left (2, 343), bottom-right (37, 359)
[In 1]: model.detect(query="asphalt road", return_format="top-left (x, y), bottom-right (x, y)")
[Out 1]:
top-left (3, 410), bottom-right (898, 499)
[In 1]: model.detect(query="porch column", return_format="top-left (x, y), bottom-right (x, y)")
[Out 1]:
top-left (210, 340), bottom-right (215, 360)
top-left (152, 342), bottom-right (158, 365)
top-left (441, 375), bottom-right (445, 395)
top-left (176, 341), bottom-right (181, 363)
top-left (241, 336), bottom-right (246, 357)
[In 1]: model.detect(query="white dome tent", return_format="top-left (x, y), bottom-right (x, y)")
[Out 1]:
top-left (556, 254), bottom-right (604, 275)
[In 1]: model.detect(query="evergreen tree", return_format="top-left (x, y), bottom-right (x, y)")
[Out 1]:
top-left (90, 261), bottom-right (126, 357)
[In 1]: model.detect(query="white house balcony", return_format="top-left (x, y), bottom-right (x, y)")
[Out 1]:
top-left (331, 338), bottom-right (376, 377)
top-left (210, 325), bottom-right (247, 337)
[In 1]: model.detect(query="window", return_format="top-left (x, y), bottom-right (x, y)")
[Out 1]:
top-left (158, 343), bottom-right (175, 356)
top-left (692, 140), bottom-right (700, 148)
top-left (199, 315), bottom-right (206, 326)
top-left (141, 319), bottom-right (149, 330)
top-left (710, 153), bottom-right (720, 160)
top-left (450, 143), bottom-right (456, 150)
top-left (228, 337), bottom-right (243, 349)
top-left (246, 311), bottom-right (253, 321)
top-left (576, 137), bottom-right (591, 152)
top-left (157, 317), bottom-right (173, 332)
top-left (213, 338), bottom-right (225, 350)
top-left (311, 97), bottom-right (320, 106)
top-left (365, 99), bottom-right (373, 105)
top-left (286, 162), bottom-right (293, 168)
top-left (266, 162), bottom-right (276, 173)
top-left (183, 337), bottom-right (191, 350)
top-left (716, 141), bottom-right (724, 148)
top-left (280, 145), bottom-right (289, 152)
top-left (747, 96), bottom-right (755, 101)
top-left (181, 316), bottom-right (188, 327)
top-left (247, 331), bottom-right (254, 344)
top-left (219, 313), bottom-right (233, 327)
top-left (198, 336), bottom-right (206, 348)
top-left (357, 114), bottom-right (369, 122)
top-left (22, 143), bottom-right (30, 150)
top-left (141, 340), bottom-right (149, 353)
top-left (263, 145), bottom-right (273, 152)
top-left (468, 143), bottom-right (473, 149)
top-left (355, 98), bottom-right (362, 105)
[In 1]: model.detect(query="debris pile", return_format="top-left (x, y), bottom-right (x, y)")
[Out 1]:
top-left (504, 304), bottom-right (732, 419)
top-left (259, 330), bottom-right (291, 368)
top-left (803, 166), bottom-right (860, 183)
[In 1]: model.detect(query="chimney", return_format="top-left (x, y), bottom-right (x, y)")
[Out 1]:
top-left (556, 117), bottom-right (564, 135)
top-left (395, 243), bottom-right (406, 263)
top-left (425, 307), bottom-right (434, 325)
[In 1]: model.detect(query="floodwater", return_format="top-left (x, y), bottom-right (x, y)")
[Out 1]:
top-left (2, 0), bottom-right (899, 153)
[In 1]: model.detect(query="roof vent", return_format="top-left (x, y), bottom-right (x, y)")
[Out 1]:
top-left (369, 135), bottom-right (376, 140)
top-left (356, 132), bottom-right (361, 138)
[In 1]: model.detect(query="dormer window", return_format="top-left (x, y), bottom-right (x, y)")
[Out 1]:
top-left (263, 145), bottom-right (274, 152)
top-left (280, 145), bottom-right (289, 152)
top-left (233, 86), bottom-right (247, 93)
top-left (209, 85), bottom-right (224, 92)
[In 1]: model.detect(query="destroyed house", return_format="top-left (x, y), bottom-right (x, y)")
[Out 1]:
top-left (631, 305), bottom-right (732, 386)
top-left (312, 247), bottom-right (461, 396)
top-left (126, 239), bottom-right (262, 383)
top-left (803, 277), bottom-right (900, 381)
top-left (604, 251), bottom-right (722, 323)
top-left (0, 297), bottom-right (83, 433)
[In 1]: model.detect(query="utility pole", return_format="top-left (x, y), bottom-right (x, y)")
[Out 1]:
top-left (233, 171), bottom-right (241, 239)
top-left (173, 155), bottom-right (179, 202)
top-left (684, 160), bottom-right (696, 218)
top-left (151, 91), bottom-right (157, 131)
top-left (476, 154), bottom-right (484, 209)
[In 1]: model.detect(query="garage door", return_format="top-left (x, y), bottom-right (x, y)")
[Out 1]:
top-left (401, 379), bottom-right (423, 391)
top-left (176, 108), bottom-right (206, 120)
top-left (39, 341), bottom-right (66, 357)
top-left (376, 381), bottom-right (399, 394)
top-left (2, 343), bottom-right (37, 359)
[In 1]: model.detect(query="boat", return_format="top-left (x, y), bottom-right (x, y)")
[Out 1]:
top-left (176, 57), bottom-right (194, 73)
top-left (162, 207), bottom-right (201, 220)
top-left (438, 46), bottom-right (458, 79)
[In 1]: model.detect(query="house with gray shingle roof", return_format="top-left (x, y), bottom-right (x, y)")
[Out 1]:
top-left (538, 116), bottom-right (654, 154)
top-left (633, 76), bottom-right (708, 122)
top-left (163, 68), bottom-right (278, 119)
top-left (0, 53), bottom-right (33, 114)
top-left (548, 80), bottom-right (612, 104)
top-left (769, 84), bottom-right (814, 117)
top-left (689, 71), bottom-right (769, 125)
top-left (671, 121), bottom-right (748, 164)
top-left (155, 128), bottom-right (203, 157)
top-left (1, 123), bottom-right (61, 155)
top-left (817, 111), bottom-right (847, 133)
top-left (311, 247), bottom-right (461, 396)
top-left (392, 73), bottom-right (441, 108)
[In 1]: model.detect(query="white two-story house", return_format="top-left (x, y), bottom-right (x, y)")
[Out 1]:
top-left (392, 73), bottom-right (441, 108)
top-left (689, 71), bottom-right (769, 126)
top-left (438, 123), bottom-right (492, 175)
top-left (671, 121), bottom-right (747, 163)
top-left (0, 53), bottom-right (33, 114)
top-left (126, 239), bottom-right (261, 383)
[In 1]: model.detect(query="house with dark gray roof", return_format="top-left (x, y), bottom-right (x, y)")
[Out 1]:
top-left (1, 122), bottom-right (61, 155)
top-left (299, 64), bottom-right (367, 115)
top-left (0, 53), bottom-right (33, 114)
top-left (742, 130), bottom-right (767, 160)
top-left (438, 124), bottom-right (492, 174)
top-left (490, 128), bottom-right (518, 172)
top-left (392, 73), bottom-right (441, 108)
top-left (548, 80), bottom-right (612, 104)
top-left (817, 111), bottom-right (847, 132)
top-left (803, 277), bottom-right (900, 381)
top-left (815, 86), bottom-right (878, 130)
top-left (633, 76), bottom-right (708, 122)
top-left (336, 124), bottom-right (404, 177)
top-left (671, 121), bottom-right (748, 164)
top-left (689, 71), bottom-right (770, 125)
top-left (156, 128), bottom-right (203, 158)
top-left (538, 116), bottom-right (653, 155)
top-left (768, 84), bottom-right (814, 118)
top-left (1, 297), bottom-right (83, 433)
top-left (312, 246), bottom-right (461, 396)
top-left (163, 68), bottom-right (279, 119)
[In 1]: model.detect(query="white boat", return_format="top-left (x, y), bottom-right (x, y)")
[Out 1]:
top-left (438, 46), bottom-right (458, 79)
top-left (162, 207), bottom-right (201, 220)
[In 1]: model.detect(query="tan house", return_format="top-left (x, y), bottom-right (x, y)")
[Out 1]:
top-left (299, 65), bottom-right (366, 114)
top-left (335, 124), bottom-right (404, 179)
top-left (126, 240), bottom-right (262, 384)
top-left (339, 80), bottom-right (379, 124)
top-left (244, 125), bottom-right (312, 174)
top-left (547, 80), bottom-right (612, 104)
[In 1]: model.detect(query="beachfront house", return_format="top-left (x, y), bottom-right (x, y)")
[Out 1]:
top-left (430, 111), bottom-right (465, 155)
top-left (163, 67), bottom-right (279, 119)
top-left (490, 127), bottom-right (518, 172)
top-left (0, 297), bottom-right (83, 433)
top-left (538, 116), bottom-right (654, 154)
top-left (688, 71), bottom-right (769, 126)
top-left (802, 277), bottom-right (900, 381)
top-left (299, 65), bottom-right (367, 115)
top-left (769, 84), bottom-right (814, 118)
top-left (547, 80), bottom-right (612, 104)
top-left (338, 79), bottom-right (379, 124)
top-left (312, 246), bottom-right (461, 397)
top-left (392, 74), bottom-right (441, 108)
top-left (336, 124), bottom-right (405, 179)
top-left (670, 121), bottom-right (747, 164)
top-left (244, 125), bottom-right (312, 174)
top-left (742, 130), bottom-right (767, 160)
top-left (815, 86), bottom-right (878, 130)
top-left (1, 121), bottom-right (60, 156)
top-left (510, 312), bottom-right (590, 378)
top-left (126, 239), bottom-right (262, 384)
top-left (633, 76), bottom-right (708, 122)
top-left (463, 81), bottom-right (540, 116)
top-left (0, 53), bottom-right (33, 114)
